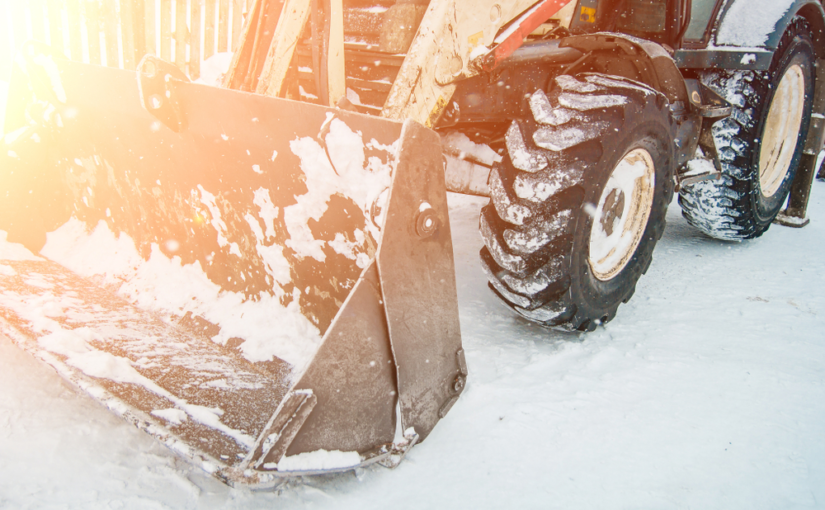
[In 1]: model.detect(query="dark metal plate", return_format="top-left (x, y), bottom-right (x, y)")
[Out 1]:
top-left (377, 120), bottom-right (464, 441)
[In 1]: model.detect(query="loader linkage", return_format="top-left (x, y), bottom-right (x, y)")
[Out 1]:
top-left (3, 0), bottom-right (823, 487)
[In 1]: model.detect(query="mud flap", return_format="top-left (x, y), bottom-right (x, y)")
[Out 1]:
top-left (0, 44), bottom-right (463, 486)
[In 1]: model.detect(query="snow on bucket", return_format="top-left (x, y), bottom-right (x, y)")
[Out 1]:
top-left (0, 46), bottom-right (464, 486)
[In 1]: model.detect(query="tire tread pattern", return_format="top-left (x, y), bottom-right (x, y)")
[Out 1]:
top-left (480, 74), bottom-right (673, 331)
top-left (678, 18), bottom-right (814, 240)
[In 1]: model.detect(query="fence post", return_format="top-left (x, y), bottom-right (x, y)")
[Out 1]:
top-left (231, 0), bottom-right (245, 50)
top-left (190, 0), bottom-right (203, 79)
top-left (102, 0), bottom-right (120, 67)
top-left (85, 0), bottom-right (103, 64)
top-left (130, 0), bottom-right (146, 63)
top-left (10, 2), bottom-right (29, 55)
top-left (160, 0), bottom-right (172, 61)
top-left (121, 0), bottom-right (137, 68)
top-left (1, 0), bottom-right (217, 77)
top-left (144, 0), bottom-right (156, 56)
top-left (47, 0), bottom-right (66, 55)
top-left (175, 0), bottom-right (187, 72)
top-left (205, 0), bottom-right (216, 59)
top-left (219, 0), bottom-right (229, 52)
top-left (66, 0), bottom-right (84, 60)
top-left (30, 0), bottom-right (48, 42)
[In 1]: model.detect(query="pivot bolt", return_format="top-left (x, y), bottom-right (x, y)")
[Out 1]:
top-left (453, 375), bottom-right (465, 393)
top-left (148, 94), bottom-right (163, 110)
top-left (142, 60), bottom-right (157, 79)
top-left (415, 203), bottom-right (439, 238)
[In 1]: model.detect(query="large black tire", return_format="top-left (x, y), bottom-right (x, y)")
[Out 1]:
top-left (480, 74), bottom-right (675, 332)
top-left (678, 18), bottom-right (816, 240)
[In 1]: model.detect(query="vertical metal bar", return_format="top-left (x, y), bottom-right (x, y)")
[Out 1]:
top-left (781, 153), bottom-right (816, 222)
top-left (175, 0), bottom-right (187, 71)
top-left (778, 59), bottom-right (825, 224)
top-left (160, 0), bottom-right (172, 61)
top-left (190, 0), bottom-right (202, 78)
top-left (120, 0), bottom-right (137, 69)
top-left (85, 0), bottom-right (103, 65)
top-left (47, 0), bottom-right (66, 55)
top-left (204, 0), bottom-right (216, 58)
top-left (66, 0), bottom-right (83, 60)
top-left (144, 0), bottom-right (156, 56)
top-left (102, 0), bottom-right (120, 67)
top-left (218, 0), bottom-right (229, 52)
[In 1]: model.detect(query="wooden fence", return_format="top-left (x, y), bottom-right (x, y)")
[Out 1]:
top-left (0, 0), bottom-right (250, 81)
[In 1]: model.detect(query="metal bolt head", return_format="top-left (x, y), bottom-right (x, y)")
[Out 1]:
top-left (415, 208), bottom-right (439, 238)
top-left (142, 60), bottom-right (157, 79)
top-left (149, 94), bottom-right (163, 110)
top-left (490, 4), bottom-right (501, 22)
top-left (454, 375), bottom-right (465, 393)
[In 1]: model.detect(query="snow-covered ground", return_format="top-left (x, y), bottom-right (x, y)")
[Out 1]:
top-left (1, 185), bottom-right (824, 509)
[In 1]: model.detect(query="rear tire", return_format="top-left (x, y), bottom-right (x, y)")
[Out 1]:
top-left (678, 18), bottom-right (815, 240)
top-left (480, 74), bottom-right (675, 331)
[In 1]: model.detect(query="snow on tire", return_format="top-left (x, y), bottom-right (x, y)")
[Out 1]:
top-left (480, 74), bottom-right (675, 332)
top-left (678, 18), bottom-right (815, 240)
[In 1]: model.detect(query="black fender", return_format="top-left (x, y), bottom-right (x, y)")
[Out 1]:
top-left (560, 32), bottom-right (689, 106)
top-left (675, 0), bottom-right (825, 71)
top-left (445, 34), bottom-right (689, 129)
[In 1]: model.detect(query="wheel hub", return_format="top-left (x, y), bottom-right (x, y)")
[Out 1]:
top-left (588, 148), bottom-right (655, 281)
top-left (758, 63), bottom-right (806, 198)
top-left (600, 188), bottom-right (626, 237)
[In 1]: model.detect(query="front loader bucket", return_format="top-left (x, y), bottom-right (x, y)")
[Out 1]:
top-left (0, 44), bottom-right (464, 487)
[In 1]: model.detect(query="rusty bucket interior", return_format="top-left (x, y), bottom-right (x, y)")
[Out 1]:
top-left (0, 44), bottom-right (463, 487)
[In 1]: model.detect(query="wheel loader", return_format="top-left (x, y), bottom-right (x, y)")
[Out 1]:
top-left (0, 0), bottom-right (823, 487)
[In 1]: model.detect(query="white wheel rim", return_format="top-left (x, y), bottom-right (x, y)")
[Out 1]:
top-left (588, 148), bottom-right (655, 281)
top-left (759, 64), bottom-right (806, 198)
